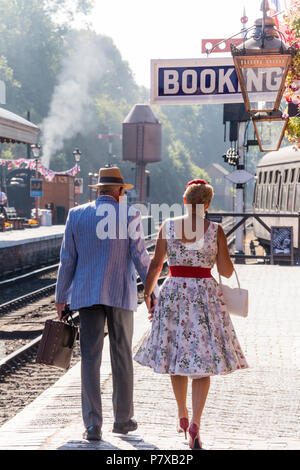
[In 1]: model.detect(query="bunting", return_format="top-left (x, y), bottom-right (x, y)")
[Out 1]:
top-left (0, 159), bottom-right (80, 182)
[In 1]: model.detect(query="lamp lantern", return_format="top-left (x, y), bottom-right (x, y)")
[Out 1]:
top-left (30, 143), bottom-right (41, 158)
top-left (252, 110), bottom-right (288, 152)
top-left (73, 147), bottom-right (82, 163)
top-left (231, 0), bottom-right (294, 113)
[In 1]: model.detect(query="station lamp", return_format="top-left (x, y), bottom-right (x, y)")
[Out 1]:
top-left (252, 110), bottom-right (288, 152)
top-left (231, 0), bottom-right (294, 113)
top-left (30, 143), bottom-right (41, 159)
top-left (30, 144), bottom-right (41, 221)
top-left (72, 147), bottom-right (82, 163)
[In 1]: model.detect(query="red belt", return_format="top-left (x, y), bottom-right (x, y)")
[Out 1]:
top-left (169, 266), bottom-right (212, 278)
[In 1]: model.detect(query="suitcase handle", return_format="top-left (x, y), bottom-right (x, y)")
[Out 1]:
top-left (61, 306), bottom-right (78, 348)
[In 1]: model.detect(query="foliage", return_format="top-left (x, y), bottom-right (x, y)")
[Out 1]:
top-left (283, 4), bottom-right (300, 148)
top-left (49, 152), bottom-right (68, 171)
top-left (0, 0), bottom-right (222, 206)
top-left (0, 56), bottom-right (20, 89)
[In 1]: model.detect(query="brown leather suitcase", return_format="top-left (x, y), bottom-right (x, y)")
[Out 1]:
top-left (36, 318), bottom-right (78, 370)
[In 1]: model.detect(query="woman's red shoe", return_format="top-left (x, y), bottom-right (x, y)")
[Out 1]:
top-left (188, 423), bottom-right (203, 450)
top-left (178, 417), bottom-right (189, 439)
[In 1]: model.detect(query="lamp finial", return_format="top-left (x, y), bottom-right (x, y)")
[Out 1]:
top-left (260, 0), bottom-right (270, 15)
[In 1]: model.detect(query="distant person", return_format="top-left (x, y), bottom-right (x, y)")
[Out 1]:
top-left (55, 167), bottom-right (158, 442)
top-left (0, 186), bottom-right (7, 219)
top-left (134, 179), bottom-right (248, 450)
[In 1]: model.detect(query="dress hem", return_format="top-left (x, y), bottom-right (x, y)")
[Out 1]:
top-left (134, 358), bottom-right (249, 379)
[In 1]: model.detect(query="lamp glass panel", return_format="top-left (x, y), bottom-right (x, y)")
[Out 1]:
top-left (31, 148), bottom-right (40, 158)
top-left (241, 66), bottom-right (285, 109)
top-left (255, 119), bottom-right (287, 151)
top-left (235, 55), bottom-right (290, 111)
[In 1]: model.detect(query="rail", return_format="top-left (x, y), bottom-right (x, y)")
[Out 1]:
top-left (207, 211), bottom-right (300, 264)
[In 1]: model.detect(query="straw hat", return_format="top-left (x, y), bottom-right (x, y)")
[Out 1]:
top-left (89, 167), bottom-right (134, 190)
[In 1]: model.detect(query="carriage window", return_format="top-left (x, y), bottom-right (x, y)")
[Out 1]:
top-left (284, 169), bottom-right (288, 183)
top-left (256, 186), bottom-right (261, 208)
top-left (271, 186), bottom-right (278, 210)
top-left (280, 185), bottom-right (287, 211)
top-left (269, 171), bottom-right (273, 184)
top-left (260, 186), bottom-right (265, 209)
top-left (258, 172), bottom-right (262, 184)
top-left (295, 184), bottom-right (300, 212)
top-left (277, 174), bottom-right (282, 206)
top-left (264, 172), bottom-right (268, 184)
top-left (291, 168), bottom-right (295, 183)
top-left (253, 183), bottom-right (257, 206)
top-left (266, 186), bottom-right (271, 210)
top-left (287, 184), bottom-right (294, 212)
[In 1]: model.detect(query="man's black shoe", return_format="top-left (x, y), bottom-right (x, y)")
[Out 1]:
top-left (112, 418), bottom-right (138, 434)
top-left (83, 425), bottom-right (102, 441)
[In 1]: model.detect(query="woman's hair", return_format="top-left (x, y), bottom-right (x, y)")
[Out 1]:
top-left (183, 182), bottom-right (214, 207)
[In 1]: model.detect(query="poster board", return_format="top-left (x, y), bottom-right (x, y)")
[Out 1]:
top-left (30, 178), bottom-right (43, 198)
top-left (270, 226), bottom-right (294, 265)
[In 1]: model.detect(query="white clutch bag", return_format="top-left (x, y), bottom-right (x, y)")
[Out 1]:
top-left (218, 268), bottom-right (248, 317)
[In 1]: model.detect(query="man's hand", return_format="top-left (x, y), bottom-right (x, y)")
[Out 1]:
top-left (56, 302), bottom-right (66, 321)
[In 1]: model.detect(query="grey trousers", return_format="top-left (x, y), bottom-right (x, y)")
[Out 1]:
top-left (79, 304), bottom-right (134, 428)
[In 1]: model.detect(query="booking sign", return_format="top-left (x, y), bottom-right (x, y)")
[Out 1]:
top-left (151, 58), bottom-right (278, 105)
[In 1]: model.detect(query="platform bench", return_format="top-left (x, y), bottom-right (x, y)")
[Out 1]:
top-left (5, 207), bottom-right (25, 230)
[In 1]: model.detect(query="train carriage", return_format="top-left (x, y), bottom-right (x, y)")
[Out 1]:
top-left (253, 145), bottom-right (300, 255)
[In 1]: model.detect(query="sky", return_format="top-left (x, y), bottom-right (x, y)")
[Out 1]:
top-left (88, 0), bottom-right (291, 88)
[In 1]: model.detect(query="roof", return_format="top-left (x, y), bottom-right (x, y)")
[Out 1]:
top-left (257, 145), bottom-right (300, 168)
top-left (206, 163), bottom-right (229, 176)
top-left (0, 107), bottom-right (40, 145)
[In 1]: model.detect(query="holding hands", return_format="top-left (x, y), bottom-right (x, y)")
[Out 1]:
top-left (144, 293), bottom-right (157, 322)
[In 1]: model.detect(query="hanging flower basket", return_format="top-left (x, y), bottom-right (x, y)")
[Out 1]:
top-left (283, 4), bottom-right (300, 149)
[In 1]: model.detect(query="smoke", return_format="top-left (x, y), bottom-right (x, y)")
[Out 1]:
top-left (41, 34), bottom-right (107, 167)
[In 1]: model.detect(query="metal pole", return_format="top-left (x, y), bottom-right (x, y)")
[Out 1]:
top-left (27, 111), bottom-right (31, 159)
top-left (262, 0), bottom-right (266, 49)
top-left (235, 122), bottom-right (246, 254)
top-left (108, 130), bottom-right (113, 167)
top-left (298, 211), bottom-right (300, 265)
top-left (35, 158), bottom-right (39, 221)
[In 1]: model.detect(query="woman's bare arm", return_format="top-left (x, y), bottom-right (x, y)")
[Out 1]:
top-left (216, 224), bottom-right (234, 278)
top-left (144, 223), bottom-right (167, 296)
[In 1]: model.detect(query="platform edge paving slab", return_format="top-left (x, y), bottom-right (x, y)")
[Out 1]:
top-left (0, 303), bottom-right (149, 450)
top-left (0, 265), bottom-right (300, 450)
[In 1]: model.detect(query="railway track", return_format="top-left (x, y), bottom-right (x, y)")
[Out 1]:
top-left (0, 233), bottom-right (159, 374)
top-left (0, 218), bottom-right (256, 427)
top-left (0, 219), bottom-right (253, 384)
top-left (0, 219), bottom-right (242, 372)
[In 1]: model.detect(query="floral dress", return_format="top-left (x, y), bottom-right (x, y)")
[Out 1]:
top-left (134, 219), bottom-right (248, 378)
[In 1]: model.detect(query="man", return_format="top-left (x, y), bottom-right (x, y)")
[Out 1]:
top-left (0, 185), bottom-right (7, 222)
top-left (0, 185), bottom-right (7, 205)
top-left (55, 167), bottom-right (157, 441)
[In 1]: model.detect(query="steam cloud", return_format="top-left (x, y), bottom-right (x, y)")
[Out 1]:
top-left (41, 35), bottom-right (106, 167)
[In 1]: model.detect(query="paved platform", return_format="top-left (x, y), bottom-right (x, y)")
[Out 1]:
top-left (0, 225), bottom-right (65, 278)
top-left (0, 265), bottom-right (299, 450)
top-left (0, 225), bottom-right (65, 248)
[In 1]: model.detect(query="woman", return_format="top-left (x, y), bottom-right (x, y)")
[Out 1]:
top-left (134, 179), bottom-right (248, 450)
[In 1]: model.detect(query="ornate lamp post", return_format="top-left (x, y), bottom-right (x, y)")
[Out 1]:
top-left (30, 143), bottom-right (41, 221)
top-left (72, 147), bottom-right (82, 165)
top-left (72, 148), bottom-right (82, 205)
top-left (231, 0), bottom-right (295, 114)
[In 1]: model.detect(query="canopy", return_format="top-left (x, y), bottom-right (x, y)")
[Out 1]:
top-left (0, 107), bottom-right (39, 145)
